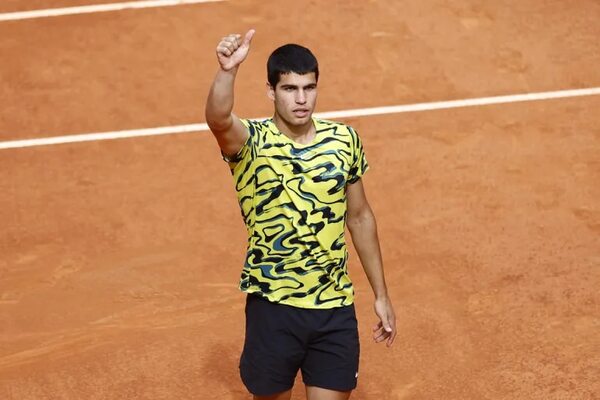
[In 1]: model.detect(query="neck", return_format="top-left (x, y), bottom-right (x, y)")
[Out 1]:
top-left (273, 112), bottom-right (315, 144)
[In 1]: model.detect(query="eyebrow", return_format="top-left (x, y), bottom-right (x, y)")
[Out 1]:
top-left (280, 84), bottom-right (317, 89)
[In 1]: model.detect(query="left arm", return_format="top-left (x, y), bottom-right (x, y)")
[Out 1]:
top-left (346, 179), bottom-right (397, 347)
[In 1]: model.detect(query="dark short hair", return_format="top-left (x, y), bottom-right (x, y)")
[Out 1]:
top-left (267, 44), bottom-right (319, 87)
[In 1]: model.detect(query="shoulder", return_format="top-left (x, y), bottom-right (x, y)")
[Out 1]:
top-left (314, 119), bottom-right (362, 149)
top-left (240, 118), bottom-right (272, 131)
top-left (239, 119), bottom-right (277, 146)
top-left (314, 118), bottom-right (357, 136)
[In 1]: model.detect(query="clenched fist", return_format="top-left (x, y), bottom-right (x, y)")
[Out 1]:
top-left (216, 29), bottom-right (255, 71)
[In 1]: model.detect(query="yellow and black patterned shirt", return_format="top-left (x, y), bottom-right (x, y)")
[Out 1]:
top-left (225, 118), bottom-right (369, 309)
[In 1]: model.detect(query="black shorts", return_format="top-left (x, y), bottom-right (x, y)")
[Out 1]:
top-left (239, 294), bottom-right (360, 396)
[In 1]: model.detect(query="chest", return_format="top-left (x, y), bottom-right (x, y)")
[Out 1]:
top-left (254, 144), bottom-right (351, 200)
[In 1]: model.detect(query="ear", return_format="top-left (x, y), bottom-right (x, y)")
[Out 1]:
top-left (266, 82), bottom-right (275, 101)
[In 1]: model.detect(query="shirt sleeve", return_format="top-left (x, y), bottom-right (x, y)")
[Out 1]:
top-left (221, 119), bottom-right (256, 172)
top-left (347, 127), bottom-right (369, 184)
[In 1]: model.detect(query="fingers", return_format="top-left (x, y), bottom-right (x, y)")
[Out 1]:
top-left (372, 321), bottom-right (381, 332)
top-left (373, 325), bottom-right (395, 345)
top-left (387, 329), bottom-right (397, 347)
top-left (372, 311), bottom-right (397, 347)
top-left (217, 33), bottom-right (241, 57)
top-left (373, 328), bottom-right (389, 343)
top-left (372, 321), bottom-right (388, 342)
top-left (216, 28), bottom-right (255, 58)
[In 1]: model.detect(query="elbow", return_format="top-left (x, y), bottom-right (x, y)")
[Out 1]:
top-left (346, 219), bottom-right (360, 236)
top-left (205, 113), bottom-right (233, 134)
top-left (347, 208), bottom-right (376, 234)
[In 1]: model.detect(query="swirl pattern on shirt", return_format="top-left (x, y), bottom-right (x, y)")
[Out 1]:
top-left (225, 118), bottom-right (368, 309)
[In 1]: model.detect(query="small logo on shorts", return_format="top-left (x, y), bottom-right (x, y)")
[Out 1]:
top-left (355, 372), bottom-right (359, 378)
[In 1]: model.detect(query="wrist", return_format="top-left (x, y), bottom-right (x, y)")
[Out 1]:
top-left (219, 65), bottom-right (239, 74)
top-left (374, 290), bottom-right (389, 301)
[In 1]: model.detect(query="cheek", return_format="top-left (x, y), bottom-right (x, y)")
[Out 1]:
top-left (274, 97), bottom-right (288, 113)
top-left (276, 94), bottom-right (293, 108)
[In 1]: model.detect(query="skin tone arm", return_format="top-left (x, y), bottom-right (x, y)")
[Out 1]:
top-left (205, 29), bottom-right (255, 158)
top-left (346, 179), bottom-right (397, 347)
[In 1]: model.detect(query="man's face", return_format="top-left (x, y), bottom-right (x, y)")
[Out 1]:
top-left (268, 72), bottom-right (318, 126)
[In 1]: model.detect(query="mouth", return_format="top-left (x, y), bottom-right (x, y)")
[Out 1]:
top-left (292, 109), bottom-right (310, 117)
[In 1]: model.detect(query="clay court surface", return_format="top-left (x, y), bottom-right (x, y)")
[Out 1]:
top-left (1, 0), bottom-right (600, 399)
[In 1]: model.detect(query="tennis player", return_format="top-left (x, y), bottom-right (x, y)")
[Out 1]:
top-left (205, 29), bottom-right (397, 400)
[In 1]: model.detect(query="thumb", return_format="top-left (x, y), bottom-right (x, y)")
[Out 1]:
top-left (243, 29), bottom-right (255, 46)
top-left (382, 317), bottom-right (392, 332)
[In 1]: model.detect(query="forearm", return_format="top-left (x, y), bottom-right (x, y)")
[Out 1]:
top-left (205, 68), bottom-right (238, 131)
top-left (347, 209), bottom-right (389, 299)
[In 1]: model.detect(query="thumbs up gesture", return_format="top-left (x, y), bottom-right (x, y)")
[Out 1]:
top-left (216, 29), bottom-right (255, 71)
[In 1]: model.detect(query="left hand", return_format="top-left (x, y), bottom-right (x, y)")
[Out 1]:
top-left (372, 295), bottom-right (397, 347)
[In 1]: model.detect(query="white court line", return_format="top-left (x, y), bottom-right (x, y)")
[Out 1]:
top-left (1, 87), bottom-right (600, 150)
top-left (0, 0), bottom-right (224, 22)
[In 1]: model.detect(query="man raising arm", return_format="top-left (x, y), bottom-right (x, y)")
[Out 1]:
top-left (205, 29), bottom-right (255, 158)
top-left (205, 29), bottom-right (397, 400)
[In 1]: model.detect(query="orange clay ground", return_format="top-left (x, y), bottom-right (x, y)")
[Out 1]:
top-left (1, 1), bottom-right (599, 399)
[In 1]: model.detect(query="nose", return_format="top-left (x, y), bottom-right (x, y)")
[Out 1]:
top-left (296, 89), bottom-right (306, 104)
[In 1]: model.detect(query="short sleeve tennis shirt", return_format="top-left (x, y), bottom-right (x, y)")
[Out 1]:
top-left (224, 118), bottom-right (369, 309)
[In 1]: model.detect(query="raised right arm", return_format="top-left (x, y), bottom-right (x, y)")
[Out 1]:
top-left (205, 30), bottom-right (255, 159)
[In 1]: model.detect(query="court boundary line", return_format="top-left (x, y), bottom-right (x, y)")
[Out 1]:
top-left (1, 87), bottom-right (599, 150)
top-left (0, 0), bottom-right (225, 22)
